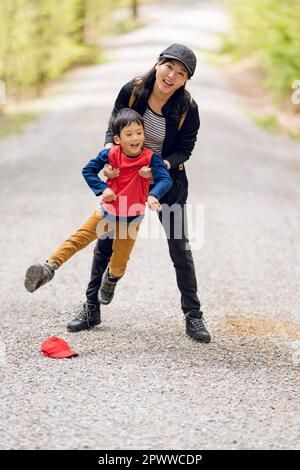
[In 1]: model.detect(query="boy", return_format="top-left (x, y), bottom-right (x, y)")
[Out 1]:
top-left (24, 109), bottom-right (172, 314)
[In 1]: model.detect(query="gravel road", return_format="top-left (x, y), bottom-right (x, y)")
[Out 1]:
top-left (0, 0), bottom-right (299, 450)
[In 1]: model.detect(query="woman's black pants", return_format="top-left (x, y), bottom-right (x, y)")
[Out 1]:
top-left (85, 204), bottom-right (201, 315)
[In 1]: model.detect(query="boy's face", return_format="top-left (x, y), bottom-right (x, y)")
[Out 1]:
top-left (114, 122), bottom-right (145, 157)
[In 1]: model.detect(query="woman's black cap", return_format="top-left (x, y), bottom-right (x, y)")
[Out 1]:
top-left (159, 43), bottom-right (197, 76)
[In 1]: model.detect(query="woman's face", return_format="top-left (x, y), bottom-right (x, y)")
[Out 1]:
top-left (155, 59), bottom-right (189, 96)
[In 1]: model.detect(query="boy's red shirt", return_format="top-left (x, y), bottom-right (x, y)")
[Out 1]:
top-left (102, 145), bottom-right (154, 218)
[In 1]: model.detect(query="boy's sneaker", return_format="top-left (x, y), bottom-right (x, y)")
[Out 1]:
top-left (67, 302), bottom-right (101, 332)
top-left (185, 311), bottom-right (211, 343)
top-left (99, 267), bottom-right (120, 305)
top-left (24, 260), bottom-right (58, 293)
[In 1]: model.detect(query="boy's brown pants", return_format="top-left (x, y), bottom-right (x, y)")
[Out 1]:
top-left (49, 210), bottom-right (140, 278)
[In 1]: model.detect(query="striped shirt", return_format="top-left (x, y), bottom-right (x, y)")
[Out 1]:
top-left (143, 106), bottom-right (166, 155)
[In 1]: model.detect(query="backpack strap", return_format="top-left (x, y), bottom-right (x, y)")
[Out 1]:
top-left (178, 94), bottom-right (193, 131)
top-left (178, 94), bottom-right (193, 170)
top-left (178, 110), bottom-right (187, 131)
top-left (128, 80), bottom-right (142, 109)
top-left (128, 87), bottom-right (137, 108)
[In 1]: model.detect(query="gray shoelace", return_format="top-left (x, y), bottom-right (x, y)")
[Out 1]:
top-left (73, 302), bottom-right (90, 326)
top-left (189, 317), bottom-right (205, 329)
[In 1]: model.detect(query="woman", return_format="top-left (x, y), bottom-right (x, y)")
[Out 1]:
top-left (68, 43), bottom-right (211, 343)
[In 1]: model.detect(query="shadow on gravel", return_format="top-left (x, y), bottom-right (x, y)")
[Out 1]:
top-left (208, 314), bottom-right (300, 370)
top-left (217, 314), bottom-right (300, 340)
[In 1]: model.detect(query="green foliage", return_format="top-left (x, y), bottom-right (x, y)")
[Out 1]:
top-left (0, 110), bottom-right (37, 138)
top-left (0, 0), bottom-right (136, 94)
top-left (289, 131), bottom-right (300, 140)
top-left (224, 0), bottom-right (300, 100)
top-left (249, 112), bottom-right (279, 133)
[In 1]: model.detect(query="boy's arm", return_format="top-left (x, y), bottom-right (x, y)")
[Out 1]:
top-left (148, 154), bottom-right (173, 200)
top-left (82, 148), bottom-right (111, 196)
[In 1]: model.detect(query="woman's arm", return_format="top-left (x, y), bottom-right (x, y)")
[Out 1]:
top-left (148, 154), bottom-right (173, 200)
top-left (102, 144), bottom-right (120, 178)
top-left (166, 101), bottom-right (200, 168)
top-left (138, 160), bottom-right (170, 179)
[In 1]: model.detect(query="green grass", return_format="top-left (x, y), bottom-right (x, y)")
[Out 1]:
top-left (0, 111), bottom-right (37, 139)
top-left (248, 112), bottom-right (279, 133)
top-left (289, 131), bottom-right (300, 141)
top-left (199, 49), bottom-right (228, 67)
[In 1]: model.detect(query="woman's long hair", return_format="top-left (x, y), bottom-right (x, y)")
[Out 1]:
top-left (132, 57), bottom-right (191, 120)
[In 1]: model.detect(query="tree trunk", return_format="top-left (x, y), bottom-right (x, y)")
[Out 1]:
top-left (132, 0), bottom-right (138, 19)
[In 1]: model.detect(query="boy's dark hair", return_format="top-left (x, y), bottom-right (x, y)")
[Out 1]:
top-left (109, 108), bottom-right (144, 137)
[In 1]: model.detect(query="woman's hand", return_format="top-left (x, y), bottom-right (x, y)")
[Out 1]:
top-left (139, 166), bottom-right (152, 179)
top-left (102, 188), bottom-right (117, 202)
top-left (163, 160), bottom-right (171, 170)
top-left (147, 195), bottom-right (162, 211)
top-left (103, 164), bottom-right (120, 179)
